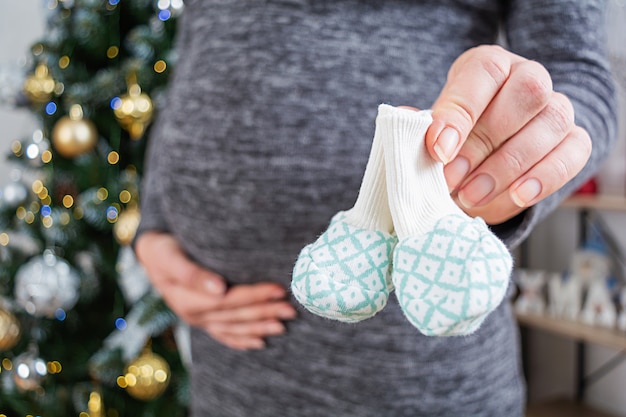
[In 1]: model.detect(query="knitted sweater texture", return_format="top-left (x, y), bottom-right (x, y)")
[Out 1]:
top-left (139, 1), bottom-right (617, 416)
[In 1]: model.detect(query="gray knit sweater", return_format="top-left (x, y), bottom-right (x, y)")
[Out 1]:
top-left (139, 1), bottom-right (617, 416)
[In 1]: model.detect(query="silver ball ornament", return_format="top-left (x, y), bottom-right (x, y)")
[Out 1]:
top-left (12, 350), bottom-right (47, 391)
top-left (14, 250), bottom-right (80, 318)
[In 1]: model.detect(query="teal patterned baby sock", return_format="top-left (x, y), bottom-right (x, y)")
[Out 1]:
top-left (291, 115), bottom-right (397, 322)
top-left (379, 105), bottom-right (512, 336)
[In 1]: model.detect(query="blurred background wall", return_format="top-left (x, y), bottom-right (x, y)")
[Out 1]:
top-left (0, 2), bottom-right (45, 186)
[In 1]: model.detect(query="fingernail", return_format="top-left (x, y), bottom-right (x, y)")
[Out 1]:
top-left (267, 322), bottom-right (286, 334)
top-left (511, 178), bottom-right (542, 207)
top-left (204, 279), bottom-right (224, 295)
top-left (434, 127), bottom-right (459, 164)
top-left (458, 174), bottom-right (495, 208)
top-left (271, 288), bottom-right (287, 300)
top-left (444, 156), bottom-right (470, 191)
top-left (251, 340), bottom-right (266, 349)
top-left (279, 307), bottom-right (297, 320)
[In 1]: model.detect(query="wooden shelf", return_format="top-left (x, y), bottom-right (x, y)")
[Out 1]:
top-left (520, 194), bottom-right (626, 416)
top-left (562, 194), bottom-right (626, 212)
top-left (526, 398), bottom-right (620, 417)
top-left (516, 311), bottom-right (626, 351)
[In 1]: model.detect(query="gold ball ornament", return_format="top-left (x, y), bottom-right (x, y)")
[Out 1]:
top-left (114, 83), bottom-right (153, 140)
top-left (23, 64), bottom-right (55, 104)
top-left (0, 308), bottom-right (20, 350)
top-left (113, 206), bottom-right (141, 246)
top-left (52, 105), bottom-right (98, 158)
top-left (122, 350), bottom-right (170, 401)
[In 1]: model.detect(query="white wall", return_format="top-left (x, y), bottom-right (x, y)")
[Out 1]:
top-left (0, 3), bottom-right (45, 186)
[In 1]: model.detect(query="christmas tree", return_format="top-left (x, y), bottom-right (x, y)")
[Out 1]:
top-left (0, 1), bottom-right (189, 416)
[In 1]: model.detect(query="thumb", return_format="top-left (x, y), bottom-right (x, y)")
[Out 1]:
top-left (425, 115), bottom-right (464, 165)
top-left (400, 104), bottom-right (463, 165)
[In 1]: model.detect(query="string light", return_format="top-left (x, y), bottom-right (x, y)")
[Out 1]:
top-left (97, 188), bottom-right (109, 201)
top-left (26, 143), bottom-right (41, 159)
top-left (117, 376), bottom-right (128, 388)
top-left (32, 44), bottom-right (44, 56)
top-left (54, 82), bottom-right (65, 95)
top-left (45, 102), bottom-right (57, 115)
top-left (37, 187), bottom-right (49, 200)
top-left (107, 46), bottom-right (119, 59)
top-left (32, 180), bottom-right (44, 194)
top-left (41, 150), bottom-right (53, 163)
top-left (62, 195), bottom-right (74, 208)
top-left (54, 308), bottom-right (66, 320)
top-left (115, 318), bottom-right (127, 330)
top-left (16, 207), bottom-right (26, 219)
top-left (59, 212), bottom-right (71, 225)
top-left (11, 140), bottom-right (22, 156)
top-left (40, 205), bottom-right (52, 217)
top-left (58, 55), bottom-right (70, 69)
top-left (47, 361), bottom-right (62, 374)
top-left (88, 392), bottom-right (103, 415)
top-left (158, 9), bottom-right (171, 21)
top-left (42, 216), bottom-right (54, 228)
top-left (119, 190), bottom-right (131, 203)
top-left (110, 96), bottom-right (122, 110)
top-left (154, 60), bottom-right (167, 73)
top-left (107, 205), bottom-right (119, 223)
top-left (108, 151), bottom-right (120, 164)
top-left (0, 233), bottom-right (8, 246)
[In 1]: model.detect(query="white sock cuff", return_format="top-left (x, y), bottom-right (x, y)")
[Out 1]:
top-left (379, 105), bottom-right (464, 240)
top-left (343, 113), bottom-right (393, 233)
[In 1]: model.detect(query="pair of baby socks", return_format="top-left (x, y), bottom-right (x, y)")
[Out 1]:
top-left (291, 104), bottom-right (512, 336)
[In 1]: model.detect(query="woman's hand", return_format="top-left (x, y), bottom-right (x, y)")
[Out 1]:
top-left (426, 45), bottom-right (591, 224)
top-left (135, 231), bottom-right (297, 350)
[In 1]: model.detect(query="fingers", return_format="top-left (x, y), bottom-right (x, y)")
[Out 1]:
top-left (453, 92), bottom-right (575, 208)
top-left (201, 299), bottom-right (297, 323)
top-left (135, 231), bottom-right (297, 351)
top-left (161, 282), bottom-right (297, 351)
top-left (186, 284), bottom-right (296, 323)
top-left (445, 60), bottom-right (553, 188)
top-left (454, 125), bottom-right (591, 224)
top-left (453, 191), bottom-right (524, 226)
top-left (219, 282), bottom-right (289, 308)
top-left (427, 45), bottom-right (520, 163)
top-left (424, 44), bottom-right (590, 224)
top-left (200, 285), bottom-right (297, 351)
top-left (206, 320), bottom-right (287, 350)
top-left (509, 125), bottom-right (591, 207)
top-left (211, 334), bottom-right (269, 351)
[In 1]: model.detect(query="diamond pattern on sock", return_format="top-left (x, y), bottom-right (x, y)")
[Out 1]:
top-left (291, 212), bottom-right (397, 322)
top-left (392, 214), bottom-right (512, 336)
